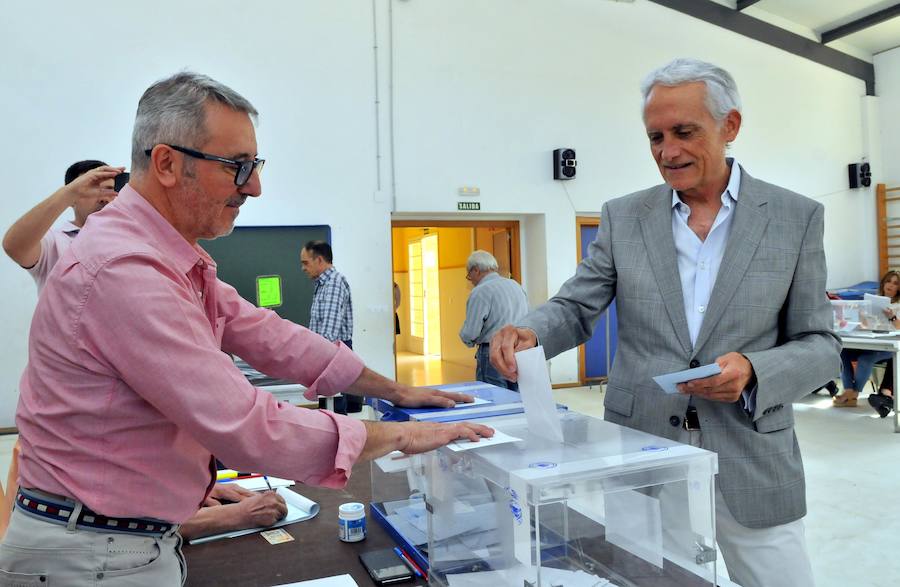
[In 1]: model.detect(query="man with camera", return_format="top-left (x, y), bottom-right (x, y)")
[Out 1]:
top-left (3, 160), bottom-right (123, 291)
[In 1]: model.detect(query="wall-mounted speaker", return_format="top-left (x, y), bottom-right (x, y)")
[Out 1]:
top-left (848, 162), bottom-right (872, 188)
top-left (553, 148), bottom-right (577, 180)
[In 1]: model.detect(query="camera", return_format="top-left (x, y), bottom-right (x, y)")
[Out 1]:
top-left (113, 172), bottom-right (130, 192)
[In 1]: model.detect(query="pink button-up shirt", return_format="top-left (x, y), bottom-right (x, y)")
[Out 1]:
top-left (16, 186), bottom-right (367, 523)
top-left (26, 220), bottom-right (80, 292)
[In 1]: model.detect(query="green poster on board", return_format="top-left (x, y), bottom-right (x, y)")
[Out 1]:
top-left (256, 275), bottom-right (283, 308)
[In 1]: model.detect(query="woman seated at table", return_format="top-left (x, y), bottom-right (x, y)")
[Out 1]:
top-left (834, 270), bottom-right (900, 408)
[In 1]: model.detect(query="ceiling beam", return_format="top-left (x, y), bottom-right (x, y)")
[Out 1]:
top-left (736, 0), bottom-right (762, 11)
top-left (647, 0), bottom-right (876, 95)
top-left (821, 3), bottom-right (900, 44)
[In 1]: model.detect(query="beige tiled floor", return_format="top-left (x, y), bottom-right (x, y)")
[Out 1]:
top-left (1, 383), bottom-right (897, 586)
top-left (396, 351), bottom-right (474, 387)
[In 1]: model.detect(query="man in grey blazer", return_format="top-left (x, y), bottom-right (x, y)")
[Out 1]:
top-left (491, 58), bottom-right (839, 587)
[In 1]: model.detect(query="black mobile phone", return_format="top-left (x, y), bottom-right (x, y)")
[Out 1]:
top-left (359, 549), bottom-right (414, 585)
top-left (113, 172), bottom-right (130, 192)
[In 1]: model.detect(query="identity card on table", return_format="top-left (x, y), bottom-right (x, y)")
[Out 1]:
top-left (652, 363), bottom-right (722, 394)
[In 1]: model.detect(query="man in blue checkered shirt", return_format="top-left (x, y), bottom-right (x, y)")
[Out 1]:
top-left (301, 240), bottom-right (360, 413)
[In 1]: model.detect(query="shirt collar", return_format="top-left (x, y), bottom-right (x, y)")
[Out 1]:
top-left (476, 272), bottom-right (501, 287)
top-left (671, 158), bottom-right (741, 209)
top-left (61, 220), bottom-right (81, 234)
top-left (113, 185), bottom-right (206, 274)
top-left (315, 266), bottom-right (336, 285)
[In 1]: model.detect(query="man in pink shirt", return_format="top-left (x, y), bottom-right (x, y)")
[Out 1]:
top-left (1, 72), bottom-right (490, 585)
top-left (4, 159), bottom-right (294, 542)
top-left (3, 160), bottom-right (122, 292)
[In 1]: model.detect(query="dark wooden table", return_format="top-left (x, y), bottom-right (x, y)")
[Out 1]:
top-left (183, 465), bottom-right (427, 587)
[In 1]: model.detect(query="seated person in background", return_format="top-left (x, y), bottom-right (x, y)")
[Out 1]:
top-left (179, 484), bottom-right (287, 541)
top-left (834, 270), bottom-right (900, 408)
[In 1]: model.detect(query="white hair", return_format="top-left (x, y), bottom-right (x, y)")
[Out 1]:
top-left (131, 71), bottom-right (258, 173)
top-left (466, 250), bottom-right (499, 273)
top-left (640, 58), bottom-right (741, 122)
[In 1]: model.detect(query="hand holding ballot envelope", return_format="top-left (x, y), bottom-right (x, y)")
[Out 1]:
top-left (657, 352), bottom-right (755, 403)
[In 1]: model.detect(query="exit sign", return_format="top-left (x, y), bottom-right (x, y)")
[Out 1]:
top-left (458, 201), bottom-right (481, 211)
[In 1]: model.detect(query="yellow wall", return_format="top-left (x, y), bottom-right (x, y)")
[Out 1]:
top-left (391, 226), bottom-right (475, 370)
top-left (439, 267), bottom-right (476, 369)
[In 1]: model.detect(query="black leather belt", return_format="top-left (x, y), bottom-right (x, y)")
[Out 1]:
top-left (16, 488), bottom-right (175, 537)
top-left (683, 405), bottom-right (701, 431)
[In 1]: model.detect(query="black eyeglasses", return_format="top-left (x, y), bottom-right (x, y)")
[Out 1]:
top-left (144, 144), bottom-right (265, 187)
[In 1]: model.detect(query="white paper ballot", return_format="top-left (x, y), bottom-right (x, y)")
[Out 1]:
top-left (225, 475), bottom-right (295, 492)
top-left (448, 429), bottom-right (522, 451)
top-left (515, 346), bottom-right (564, 443)
top-left (652, 363), bottom-right (722, 394)
top-left (272, 575), bottom-right (359, 587)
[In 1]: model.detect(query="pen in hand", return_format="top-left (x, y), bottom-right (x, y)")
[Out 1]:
top-left (263, 475), bottom-right (274, 492)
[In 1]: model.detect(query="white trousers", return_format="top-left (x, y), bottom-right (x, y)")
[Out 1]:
top-left (0, 508), bottom-right (185, 586)
top-left (675, 429), bottom-right (815, 587)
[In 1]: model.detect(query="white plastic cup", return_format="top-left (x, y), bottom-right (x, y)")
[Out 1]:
top-left (338, 502), bottom-right (366, 542)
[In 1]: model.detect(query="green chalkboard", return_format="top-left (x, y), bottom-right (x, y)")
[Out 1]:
top-left (201, 225), bottom-right (331, 327)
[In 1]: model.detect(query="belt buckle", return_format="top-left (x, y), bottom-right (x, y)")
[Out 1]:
top-left (683, 407), bottom-right (701, 431)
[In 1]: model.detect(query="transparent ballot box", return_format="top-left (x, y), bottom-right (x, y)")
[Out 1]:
top-left (370, 381), bottom-right (530, 571)
top-left (831, 299), bottom-right (891, 332)
top-left (425, 412), bottom-right (719, 587)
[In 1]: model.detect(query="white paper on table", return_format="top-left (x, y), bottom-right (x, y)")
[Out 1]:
top-left (515, 346), bottom-right (564, 444)
top-left (842, 330), bottom-right (900, 338)
top-left (437, 382), bottom-right (501, 393)
top-left (271, 575), bottom-right (359, 587)
top-left (380, 395), bottom-right (490, 408)
top-left (448, 429), bottom-right (522, 451)
top-left (652, 363), bottom-right (722, 394)
top-left (221, 475), bottom-right (295, 492)
top-left (189, 487), bottom-right (318, 544)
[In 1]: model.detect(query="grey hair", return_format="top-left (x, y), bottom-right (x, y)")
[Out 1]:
top-left (131, 71), bottom-right (258, 173)
top-left (640, 58), bottom-right (741, 122)
top-left (467, 250), bottom-right (499, 273)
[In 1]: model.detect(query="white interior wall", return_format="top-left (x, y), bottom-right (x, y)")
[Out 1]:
top-left (0, 1), bottom-right (390, 427)
top-left (391, 0), bottom-right (876, 382)
top-left (875, 47), bottom-right (900, 186)
top-left (0, 0), bottom-right (884, 424)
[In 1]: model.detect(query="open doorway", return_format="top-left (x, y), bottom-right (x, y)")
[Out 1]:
top-left (391, 221), bottom-right (521, 386)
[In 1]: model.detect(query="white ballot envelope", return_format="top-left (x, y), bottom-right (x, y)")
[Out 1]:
top-left (515, 346), bottom-right (564, 443)
top-left (652, 363), bottom-right (722, 394)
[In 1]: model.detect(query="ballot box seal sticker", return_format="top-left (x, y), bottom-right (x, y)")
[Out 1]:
top-left (506, 487), bottom-right (523, 525)
top-left (528, 461), bottom-right (557, 469)
top-left (641, 446), bottom-right (668, 452)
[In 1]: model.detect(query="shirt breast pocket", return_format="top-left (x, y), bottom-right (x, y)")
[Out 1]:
top-left (214, 316), bottom-right (226, 348)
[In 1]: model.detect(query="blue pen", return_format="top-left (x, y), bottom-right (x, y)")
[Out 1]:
top-left (263, 475), bottom-right (274, 492)
top-left (393, 547), bottom-right (421, 577)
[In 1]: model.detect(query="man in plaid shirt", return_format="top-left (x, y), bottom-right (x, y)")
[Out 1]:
top-left (301, 240), bottom-right (360, 412)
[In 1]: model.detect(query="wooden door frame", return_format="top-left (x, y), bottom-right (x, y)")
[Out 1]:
top-left (391, 220), bottom-right (521, 283)
top-left (576, 215), bottom-right (605, 385)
